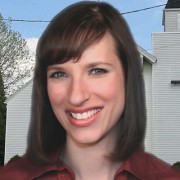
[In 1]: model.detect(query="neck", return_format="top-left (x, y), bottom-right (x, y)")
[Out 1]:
top-left (62, 134), bottom-right (122, 180)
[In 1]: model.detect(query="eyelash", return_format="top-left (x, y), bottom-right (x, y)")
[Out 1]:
top-left (49, 71), bottom-right (67, 78)
top-left (89, 68), bottom-right (108, 75)
top-left (49, 68), bottom-right (108, 78)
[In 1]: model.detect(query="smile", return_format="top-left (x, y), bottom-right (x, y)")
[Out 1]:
top-left (69, 109), bottom-right (101, 120)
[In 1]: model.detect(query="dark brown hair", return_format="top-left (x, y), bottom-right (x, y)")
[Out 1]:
top-left (26, 1), bottom-right (146, 165)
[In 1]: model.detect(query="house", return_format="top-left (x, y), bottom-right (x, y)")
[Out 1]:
top-left (4, 0), bottom-right (180, 164)
top-left (5, 80), bottom-right (32, 163)
top-left (151, 0), bottom-right (180, 164)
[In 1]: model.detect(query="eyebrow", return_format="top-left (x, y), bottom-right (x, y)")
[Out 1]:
top-left (47, 61), bottom-right (113, 70)
top-left (85, 62), bottom-right (113, 68)
top-left (47, 65), bottom-right (65, 71)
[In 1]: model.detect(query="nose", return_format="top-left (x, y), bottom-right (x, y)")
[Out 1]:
top-left (68, 78), bottom-right (90, 106)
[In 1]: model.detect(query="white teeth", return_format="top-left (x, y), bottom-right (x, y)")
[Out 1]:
top-left (77, 113), bottom-right (82, 119)
top-left (82, 112), bottom-right (88, 119)
top-left (70, 109), bottom-right (100, 120)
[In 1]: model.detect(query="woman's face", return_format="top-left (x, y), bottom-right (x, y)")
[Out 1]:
top-left (47, 33), bottom-right (125, 146)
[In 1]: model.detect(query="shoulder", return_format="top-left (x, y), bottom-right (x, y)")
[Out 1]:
top-left (0, 157), bottom-right (42, 180)
top-left (0, 154), bottom-right (70, 180)
top-left (137, 150), bottom-right (180, 179)
top-left (0, 157), bottom-right (30, 180)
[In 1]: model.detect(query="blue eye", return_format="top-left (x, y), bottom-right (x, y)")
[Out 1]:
top-left (50, 71), bottom-right (67, 78)
top-left (90, 68), bottom-right (108, 75)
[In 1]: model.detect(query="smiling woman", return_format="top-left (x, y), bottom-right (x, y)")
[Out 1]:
top-left (0, 1), bottom-right (180, 180)
top-left (47, 33), bottom-right (125, 148)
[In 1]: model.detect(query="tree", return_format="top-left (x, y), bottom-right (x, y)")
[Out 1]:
top-left (0, 13), bottom-right (34, 164)
top-left (0, 72), bottom-right (6, 165)
top-left (0, 13), bottom-right (34, 97)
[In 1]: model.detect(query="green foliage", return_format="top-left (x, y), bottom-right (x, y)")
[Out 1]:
top-left (8, 154), bottom-right (20, 163)
top-left (0, 13), bottom-right (34, 97)
top-left (173, 161), bottom-right (180, 169)
top-left (0, 72), bottom-right (6, 165)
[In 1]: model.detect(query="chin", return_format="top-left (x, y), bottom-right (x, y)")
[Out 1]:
top-left (69, 131), bottom-right (103, 146)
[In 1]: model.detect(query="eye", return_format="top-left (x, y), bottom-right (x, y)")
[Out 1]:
top-left (89, 68), bottom-right (108, 75)
top-left (49, 71), bottom-right (68, 78)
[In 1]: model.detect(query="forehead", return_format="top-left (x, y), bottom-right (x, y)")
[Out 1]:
top-left (79, 33), bottom-right (117, 61)
top-left (48, 33), bottom-right (121, 69)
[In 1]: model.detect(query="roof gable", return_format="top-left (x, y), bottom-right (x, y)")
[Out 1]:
top-left (165, 0), bottom-right (180, 9)
top-left (6, 79), bottom-right (33, 103)
top-left (137, 45), bottom-right (157, 63)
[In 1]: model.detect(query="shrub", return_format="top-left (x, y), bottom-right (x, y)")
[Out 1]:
top-left (8, 154), bottom-right (20, 163)
top-left (173, 161), bottom-right (180, 169)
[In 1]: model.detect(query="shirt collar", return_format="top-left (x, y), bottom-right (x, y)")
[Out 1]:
top-left (26, 148), bottom-right (75, 179)
top-left (115, 149), bottom-right (154, 179)
top-left (28, 148), bottom-right (154, 179)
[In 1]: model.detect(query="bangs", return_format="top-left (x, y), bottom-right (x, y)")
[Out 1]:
top-left (37, 4), bottom-right (107, 66)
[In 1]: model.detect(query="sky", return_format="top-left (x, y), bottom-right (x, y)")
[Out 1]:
top-left (0, 0), bottom-right (168, 54)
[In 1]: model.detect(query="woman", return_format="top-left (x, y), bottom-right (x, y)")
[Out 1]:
top-left (1, 1), bottom-right (180, 179)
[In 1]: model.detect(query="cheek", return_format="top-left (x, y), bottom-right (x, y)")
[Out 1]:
top-left (47, 83), bottom-right (66, 106)
top-left (91, 76), bottom-right (125, 103)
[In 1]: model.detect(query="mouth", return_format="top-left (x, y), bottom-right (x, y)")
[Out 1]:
top-left (68, 108), bottom-right (101, 120)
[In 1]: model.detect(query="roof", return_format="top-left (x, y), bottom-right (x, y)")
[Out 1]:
top-left (137, 45), bottom-right (157, 63)
top-left (165, 0), bottom-right (180, 8)
top-left (6, 79), bottom-right (33, 103)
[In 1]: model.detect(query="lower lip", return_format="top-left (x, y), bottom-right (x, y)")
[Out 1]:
top-left (68, 111), bottom-right (101, 127)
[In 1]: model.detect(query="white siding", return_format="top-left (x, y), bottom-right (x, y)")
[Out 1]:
top-left (152, 32), bottom-right (180, 164)
top-left (164, 9), bottom-right (180, 32)
top-left (143, 61), bottom-right (153, 153)
top-left (178, 14), bottom-right (180, 31)
top-left (5, 81), bottom-right (33, 163)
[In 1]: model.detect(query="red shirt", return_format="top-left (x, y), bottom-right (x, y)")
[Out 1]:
top-left (0, 149), bottom-right (180, 180)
